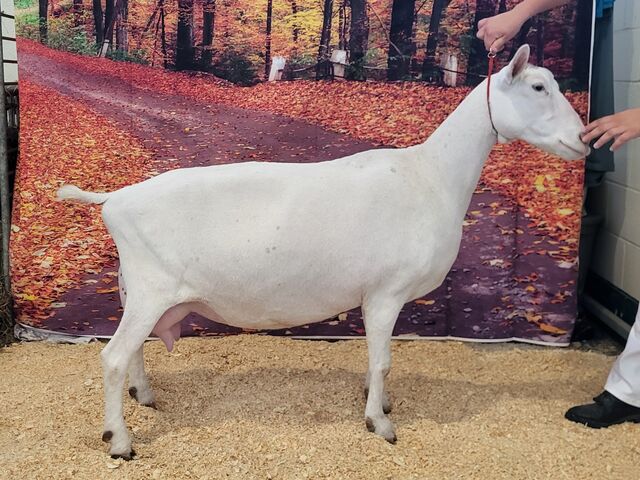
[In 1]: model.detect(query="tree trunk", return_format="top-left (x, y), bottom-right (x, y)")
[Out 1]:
top-left (92, 0), bottom-right (103, 46)
top-left (571, 0), bottom-right (592, 90)
top-left (73, 0), bottom-right (83, 26)
top-left (338, 0), bottom-right (348, 50)
top-left (175, 0), bottom-right (195, 70)
top-left (509, 17), bottom-right (533, 58)
top-left (561, 4), bottom-right (574, 57)
top-left (115, 0), bottom-right (128, 53)
top-left (38, 0), bottom-right (48, 43)
top-left (201, 0), bottom-right (216, 71)
top-left (421, 0), bottom-right (451, 81)
top-left (466, 0), bottom-right (496, 85)
top-left (345, 0), bottom-right (368, 81)
top-left (136, 0), bottom-right (162, 50)
top-left (160, 0), bottom-right (167, 68)
top-left (535, 13), bottom-right (545, 66)
top-left (104, 0), bottom-right (115, 46)
top-left (316, 0), bottom-right (333, 80)
top-left (99, 0), bottom-right (119, 56)
top-left (387, 0), bottom-right (415, 81)
top-left (265, 0), bottom-right (273, 79)
top-left (290, 0), bottom-right (299, 43)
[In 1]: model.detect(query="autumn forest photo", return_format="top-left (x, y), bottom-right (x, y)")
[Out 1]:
top-left (12, 0), bottom-right (593, 344)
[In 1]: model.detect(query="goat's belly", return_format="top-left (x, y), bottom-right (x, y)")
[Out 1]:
top-left (151, 295), bottom-right (359, 350)
top-left (196, 302), bottom-right (355, 330)
top-left (189, 285), bottom-right (363, 330)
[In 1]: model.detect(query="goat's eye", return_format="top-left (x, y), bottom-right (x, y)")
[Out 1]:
top-left (532, 84), bottom-right (545, 92)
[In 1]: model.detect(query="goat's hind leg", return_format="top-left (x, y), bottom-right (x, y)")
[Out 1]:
top-left (127, 345), bottom-right (156, 409)
top-left (362, 296), bottom-right (402, 443)
top-left (101, 296), bottom-right (170, 460)
top-left (118, 270), bottom-right (157, 409)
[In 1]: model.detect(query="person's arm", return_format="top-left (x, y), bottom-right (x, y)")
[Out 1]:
top-left (581, 109), bottom-right (640, 151)
top-left (477, 0), bottom-right (571, 52)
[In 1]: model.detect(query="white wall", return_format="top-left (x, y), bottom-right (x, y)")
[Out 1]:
top-left (590, 0), bottom-right (640, 298)
top-left (0, 0), bottom-right (16, 84)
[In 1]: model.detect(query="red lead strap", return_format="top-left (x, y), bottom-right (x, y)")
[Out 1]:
top-left (486, 51), bottom-right (499, 137)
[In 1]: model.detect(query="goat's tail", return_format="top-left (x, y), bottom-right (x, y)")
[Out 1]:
top-left (56, 184), bottom-right (111, 205)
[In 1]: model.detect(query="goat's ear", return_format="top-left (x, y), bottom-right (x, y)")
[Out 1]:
top-left (506, 44), bottom-right (530, 82)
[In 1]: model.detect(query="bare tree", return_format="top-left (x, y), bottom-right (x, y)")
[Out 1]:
top-left (387, 0), bottom-right (415, 81)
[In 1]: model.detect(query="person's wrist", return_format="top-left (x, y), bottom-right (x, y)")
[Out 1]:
top-left (511, 1), bottom-right (534, 25)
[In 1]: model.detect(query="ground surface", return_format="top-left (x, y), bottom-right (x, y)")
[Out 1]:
top-left (14, 44), bottom-right (581, 343)
top-left (0, 336), bottom-right (637, 479)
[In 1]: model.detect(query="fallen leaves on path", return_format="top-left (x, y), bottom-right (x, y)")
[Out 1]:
top-left (11, 80), bottom-right (152, 324)
top-left (18, 39), bottom-right (587, 249)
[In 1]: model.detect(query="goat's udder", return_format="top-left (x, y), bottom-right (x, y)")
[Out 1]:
top-left (153, 323), bottom-right (181, 352)
top-left (151, 306), bottom-right (188, 352)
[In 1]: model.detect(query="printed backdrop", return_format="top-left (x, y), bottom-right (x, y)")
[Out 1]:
top-left (12, 0), bottom-right (592, 344)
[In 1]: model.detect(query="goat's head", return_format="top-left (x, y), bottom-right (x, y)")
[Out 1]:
top-left (491, 44), bottom-right (589, 160)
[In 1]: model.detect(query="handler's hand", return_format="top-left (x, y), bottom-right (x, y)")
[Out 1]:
top-left (477, 10), bottom-right (526, 52)
top-left (581, 108), bottom-right (640, 151)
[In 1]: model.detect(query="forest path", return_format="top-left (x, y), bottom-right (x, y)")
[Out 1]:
top-left (19, 50), bottom-right (577, 343)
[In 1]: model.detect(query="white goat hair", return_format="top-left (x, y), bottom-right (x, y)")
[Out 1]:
top-left (57, 45), bottom-right (588, 458)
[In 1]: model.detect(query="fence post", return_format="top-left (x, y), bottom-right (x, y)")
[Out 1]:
top-left (0, 4), bottom-right (10, 293)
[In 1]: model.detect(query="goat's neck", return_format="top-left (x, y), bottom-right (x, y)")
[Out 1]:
top-left (416, 82), bottom-right (497, 220)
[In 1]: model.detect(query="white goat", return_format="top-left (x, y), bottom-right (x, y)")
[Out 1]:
top-left (57, 45), bottom-right (588, 458)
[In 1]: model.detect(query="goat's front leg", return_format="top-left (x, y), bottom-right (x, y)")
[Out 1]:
top-left (362, 296), bottom-right (402, 443)
top-left (364, 373), bottom-right (392, 414)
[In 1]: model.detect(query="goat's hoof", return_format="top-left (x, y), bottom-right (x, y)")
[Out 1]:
top-left (102, 431), bottom-right (113, 443)
top-left (365, 417), bottom-right (375, 432)
top-left (128, 387), bottom-right (138, 401)
top-left (365, 416), bottom-right (397, 444)
top-left (110, 449), bottom-right (136, 461)
top-left (129, 386), bottom-right (156, 407)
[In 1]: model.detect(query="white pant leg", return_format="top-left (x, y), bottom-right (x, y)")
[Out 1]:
top-left (605, 308), bottom-right (640, 408)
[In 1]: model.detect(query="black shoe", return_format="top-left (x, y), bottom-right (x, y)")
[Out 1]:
top-left (565, 391), bottom-right (640, 428)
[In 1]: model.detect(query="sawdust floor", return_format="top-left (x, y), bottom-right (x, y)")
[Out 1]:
top-left (1, 336), bottom-right (638, 479)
